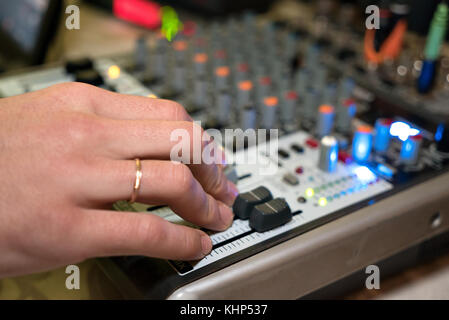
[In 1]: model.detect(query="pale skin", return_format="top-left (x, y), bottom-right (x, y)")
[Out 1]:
top-left (0, 82), bottom-right (238, 279)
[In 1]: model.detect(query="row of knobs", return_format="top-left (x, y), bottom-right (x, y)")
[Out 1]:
top-left (317, 118), bottom-right (427, 173)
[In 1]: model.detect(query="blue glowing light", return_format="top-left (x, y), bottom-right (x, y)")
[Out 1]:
top-left (400, 138), bottom-right (418, 162)
top-left (376, 163), bottom-right (393, 178)
top-left (354, 166), bottom-right (376, 183)
top-left (374, 119), bottom-right (391, 153)
top-left (390, 121), bottom-right (420, 142)
top-left (352, 132), bottom-right (372, 163)
top-left (435, 124), bottom-right (444, 142)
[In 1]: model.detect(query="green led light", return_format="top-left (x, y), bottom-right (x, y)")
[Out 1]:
top-left (318, 197), bottom-right (327, 207)
top-left (161, 6), bottom-right (183, 42)
top-left (305, 188), bottom-right (315, 198)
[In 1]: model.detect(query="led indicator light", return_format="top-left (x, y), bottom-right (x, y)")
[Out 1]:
top-left (318, 197), bottom-right (328, 207)
top-left (107, 65), bottom-right (121, 79)
top-left (305, 188), bottom-right (315, 198)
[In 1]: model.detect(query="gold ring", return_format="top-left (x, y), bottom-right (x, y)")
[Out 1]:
top-left (129, 158), bottom-right (142, 204)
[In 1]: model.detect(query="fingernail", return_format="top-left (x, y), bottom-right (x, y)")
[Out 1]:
top-left (218, 202), bottom-right (234, 229)
top-left (201, 234), bottom-right (212, 256)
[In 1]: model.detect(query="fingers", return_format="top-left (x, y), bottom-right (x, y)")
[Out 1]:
top-left (99, 119), bottom-right (221, 162)
top-left (189, 163), bottom-right (238, 207)
top-left (89, 91), bottom-right (193, 121)
top-left (47, 82), bottom-right (192, 121)
top-left (80, 160), bottom-right (234, 231)
top-left (78, 209), bottom-right (212, 260)
top-left (96, 119), bottom-right (236, 205)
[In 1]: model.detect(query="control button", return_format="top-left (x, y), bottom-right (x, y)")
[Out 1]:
top-left (291, 144), bottom-right (304, 153)
top-left (215, 66), bottom-right (230, 91)
top-left (217, 90), bottom-right (231, 125)
top-left (134, 36), bottom-right (148, 71)
top-left (262, 96), bottom-right (278, 129)
top-left (278, 149), bottom-right (290, 159)
top-left (250, 198), bottom-right (292, 233)
top-left (281, 91), bottom-right (298, 126)
top-left (65, 58), bottom-right (94, 74)
top-left (318, 136), bottom-right (338, 172)
top-left (352, 125), bottom-right (373, 163)
top-left (283, 173), bottom-right (299, 186)
top-left (237, 80), bottom-right (253, 108)
top-left (400, 134), bottom-right (422, 165)
top-left (295, 166), bottom-right (304, 175)
top-left (241, 104), bottom-right (256, 131)
top-left (374, 118), bottom-right (393, 154)
top-left (75, 69), bottom-right (104, 86)
top-left (232, 186), bottom-right (273, 220)
top-left (303, 88), bottom-right (319, 121)
top-left (306, 138), bottom-right (319, 148)
top-left (194, 53), bottom-right (208, 77)
top-left (297, 196), bottom-right (307, 203)
top-left (336, 99), bottom-right (356, 134)
top-left (317, 105), bottom-right (335, 138)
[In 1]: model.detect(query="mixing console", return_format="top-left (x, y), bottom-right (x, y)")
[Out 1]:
top-left (1, 5), bottom-right (449, 299)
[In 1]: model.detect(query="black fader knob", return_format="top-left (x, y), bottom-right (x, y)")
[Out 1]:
top-left (75, 69), bottom-right (104, 87)
top-left (249, 198), bottom-right (292, 233)
top-left (232, 186), bottom-right (273, 220)
top-left (65, 58), bottom-right (94, 74)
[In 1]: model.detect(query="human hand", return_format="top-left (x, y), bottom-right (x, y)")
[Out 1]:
top-left (0, 82), bottom-right (238, 278)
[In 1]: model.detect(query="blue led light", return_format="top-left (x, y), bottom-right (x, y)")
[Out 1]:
top-left (374, 119), bottom-right (392, 153)
top-left (354, 166), bottom-right (376, 183)
top-left (400, 135), bottom-right (422, 164)
top-left (435, 124), bottom-right (444, 142)
top-left (390, 121), bottom-right (420, 142)
top-left (376, 163), bottom-right (393, 178)
top-left (352, 131), bottom-right (372, 163)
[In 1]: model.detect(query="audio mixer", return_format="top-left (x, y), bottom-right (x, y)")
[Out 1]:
top-left (1, 8), bottom-right (449, 299)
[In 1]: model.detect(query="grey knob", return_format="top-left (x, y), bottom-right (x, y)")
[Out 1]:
top-left (217, 90), bottom-right (231, 125)
top-left (318, 136), bottom-right (338, 172)
top-left (134, 36), bottom-right (148, 71)
top-left (262, 96), bottom-right (278, 129)
top-left (241, 105), bottom-right (256, 131)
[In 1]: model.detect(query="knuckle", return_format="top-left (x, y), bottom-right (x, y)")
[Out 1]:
top-left (64, 114), bottom-right (101, 143)
top-left (136, 216), bottom-right (166, 248)
top-left (49, 82), bottom-right (94, 98)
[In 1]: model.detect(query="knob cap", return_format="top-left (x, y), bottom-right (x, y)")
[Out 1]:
top-left (374, 118), bottom-right (393, 153)
top-left (233, 186), bottom-right (273, 220)
top-left (65, 58), bottom-right (93, 74)
top-left (262, 96), bottom-right (278, 129)
top-left (401, 134), bottom-right (422, 165)
top-left (250, 198), bottom-right (292, 233)
top-left (75, 69), bottom-right (104, 87)
top-left (352, 125), bottom-right (373, 163)
top-left (317, 105), bottom-right (335, 138)
top-left (318, 136), bottom-right (339, 172)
